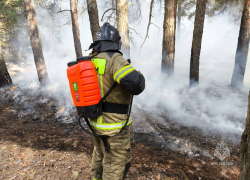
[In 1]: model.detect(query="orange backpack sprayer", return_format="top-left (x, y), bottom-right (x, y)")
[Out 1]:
top-left (67, 56), bottom-right (102, 118)
top-left (67, 55), bottom-right (133, 153)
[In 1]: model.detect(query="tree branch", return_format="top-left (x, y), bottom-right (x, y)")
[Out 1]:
top-left (55, 20), bottom-right (71, 27)
top-left (101, 8), bottom-right (116, 22)
top-left (52, 20), bottom-right (71, 35)
top-left (52, 10), bottom-right (71, 20)
top-left (151, 23), bottom-right (160, 30)
top-left (128, 3), bottom-right (134, 8)
top-left (129, 27), bottom-right (142, 38)
top-left (51, 10), bottom-right (71, 35)
top-left (140, 0), bottom-right (154, 49)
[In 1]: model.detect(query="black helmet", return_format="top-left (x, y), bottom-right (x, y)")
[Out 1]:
top-left (95, 22), bottom-right (122, 50)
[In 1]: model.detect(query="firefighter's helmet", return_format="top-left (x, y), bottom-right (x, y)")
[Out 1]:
top-left (95, 22), bottom-right (122, 50)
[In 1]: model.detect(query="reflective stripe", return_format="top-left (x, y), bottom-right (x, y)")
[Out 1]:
top-left (98, 75), bottom-right (103, 98)
top-left (93, 178), bottom-right (102, 180)
top-left (98, 74), bottom-right (104, 124)
top-left (114, 65), bottom-right (135, 83)
top-left (98, 115), bottom-right (103, 124)
top-left (89, 118), bottom-right (132, 130)
top-left (117, 68), bottom-right (135, 83)
top-left (91, 58), bottom-right (106, 75)
top-left (100, 75), bottom-right (104, 98)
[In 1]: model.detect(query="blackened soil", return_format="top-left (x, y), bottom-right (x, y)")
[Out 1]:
top-left (0, 86), bottom-right (241, 180)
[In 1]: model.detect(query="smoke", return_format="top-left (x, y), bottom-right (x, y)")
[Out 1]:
top-left (131, 1), bottom-right (249, 137)
top-left (5, 0), bottom-right (250, 137)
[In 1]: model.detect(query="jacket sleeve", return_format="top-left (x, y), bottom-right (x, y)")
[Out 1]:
top-left (111, 55), bottom-right (145, 95)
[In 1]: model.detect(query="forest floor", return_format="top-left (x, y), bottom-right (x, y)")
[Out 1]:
top-left (0, 85), bottom-right (242, 180)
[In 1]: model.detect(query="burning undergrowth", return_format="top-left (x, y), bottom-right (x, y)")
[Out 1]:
top-left (132, 104), bottom-right (240, 160)
top-left (0, 85), bottom-right (77, 124)
top-left (0, 83), bottom-right (243, 179)
top-left (0, 64), bottom-right (246, 180)
top-left (0, 81), bottom-right (245, 149)
top-left (0, 82), bottom-right (240, 157)
top-left (135, 75), bottom-right (249, 138)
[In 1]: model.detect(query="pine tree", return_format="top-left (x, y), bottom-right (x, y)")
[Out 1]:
top-left (0, 46), bottom-right (12, 87)
top-left (116, 0), bottom-right (130, 59)
top-left (161, 0), bottom-right (177, 76)
top-left (231, 0), bottom-right (250, 87)
top-left (70, 0), bottom-right (83, 58)
top-left (24, 0), bottom-right (49, 84)
top-left (189, 0), bottom-right (207, 85)
top-left (87, 0), bottom-right (100, 41)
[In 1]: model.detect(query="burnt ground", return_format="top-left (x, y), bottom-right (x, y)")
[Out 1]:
top-left (0, 86), bottom-right (242, 180)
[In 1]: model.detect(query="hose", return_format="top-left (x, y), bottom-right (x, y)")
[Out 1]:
top-left (78, 95), bottom-right (133, 138)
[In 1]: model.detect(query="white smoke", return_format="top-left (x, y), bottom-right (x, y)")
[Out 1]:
top-left (6, 0), bottom-right (250, 136)
top-left (131, 1), bottom-right (249, 136)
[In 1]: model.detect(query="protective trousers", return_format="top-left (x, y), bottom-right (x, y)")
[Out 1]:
top-left (90, 126), bottom-right (131, 180)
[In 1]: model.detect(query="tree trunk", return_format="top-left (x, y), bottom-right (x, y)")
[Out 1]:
top-left (87, 0), bottom-right (100, 41)
top-left (231, 0), bottom-right (250, 87)
top-left (161, 0), bottom-right (177, 76)
top-left (240, 91), bottom-right (250, 179)
top-left (177, 0), bottom-right (182, 42)
top-left (24, 0), bottom-right (49, 85)
top-left (189, 0), bottom-right (207, 85)
top-left (0, 46), bottom-right (12, 87)
top-left (70, 0), bottom-right (83, 58)
top-left (116, 0), bottom-right (130, 59)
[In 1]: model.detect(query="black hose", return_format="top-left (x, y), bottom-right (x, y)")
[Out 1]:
top-left (78, 114), bottom-right (108, 138)
top-left (78, 95), bottom-right (133, 138)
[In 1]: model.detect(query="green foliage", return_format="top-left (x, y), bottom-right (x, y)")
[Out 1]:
top-left (182, 0), bottom-right (244, 20)
top-left (0, 0), bottom-right (23, 46)
top-left (188, 11), bottom-right (195, 20)
top-left (209, 0), bottom-right (244, 17)
top-left (4, 52), bottom-right (13, 62)
top-left (0, 0), bottom-right (23, 28)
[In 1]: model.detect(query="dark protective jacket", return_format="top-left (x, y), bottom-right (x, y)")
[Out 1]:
top-left (88, 41), bottom-right (145, 136)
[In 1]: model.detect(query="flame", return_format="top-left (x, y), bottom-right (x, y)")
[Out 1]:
top-left (56, 106), bottom-right (65, 115)
top-left (60, 107), bottom-right (65, 111)
top-left (11, 86), bottom-right (17, 91)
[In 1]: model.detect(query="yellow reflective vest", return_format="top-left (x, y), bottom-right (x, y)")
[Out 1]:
top-left (89, 52), bottom-right (136, 136)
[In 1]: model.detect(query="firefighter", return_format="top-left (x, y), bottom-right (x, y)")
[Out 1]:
top-left (88, 22), bottom-right (145, 180)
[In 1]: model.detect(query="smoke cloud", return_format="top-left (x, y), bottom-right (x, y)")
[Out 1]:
top-left (6, 0), bottom-right (250, 138)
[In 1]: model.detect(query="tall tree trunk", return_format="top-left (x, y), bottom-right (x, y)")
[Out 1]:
top-left (87, 0), bottom-right (100, 41)
top-left (231, 0), bottom-right (250, 87)
top-left (70, 0), bottom-right (83, 58)
top-left (0, 46), bottom-right (12, 87)
top-left (189, 0), bottom-right (207, 85)
top-left (240, 91), bottom-right (250, 180)
top-left (24, 0), bottom-right (49, 85)
top-left (116, 0), bottom-right (130, 59)
top-left (161, 0), bottom-right (177, 76)
top-left (177, 0), bottom-right (182, 42)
